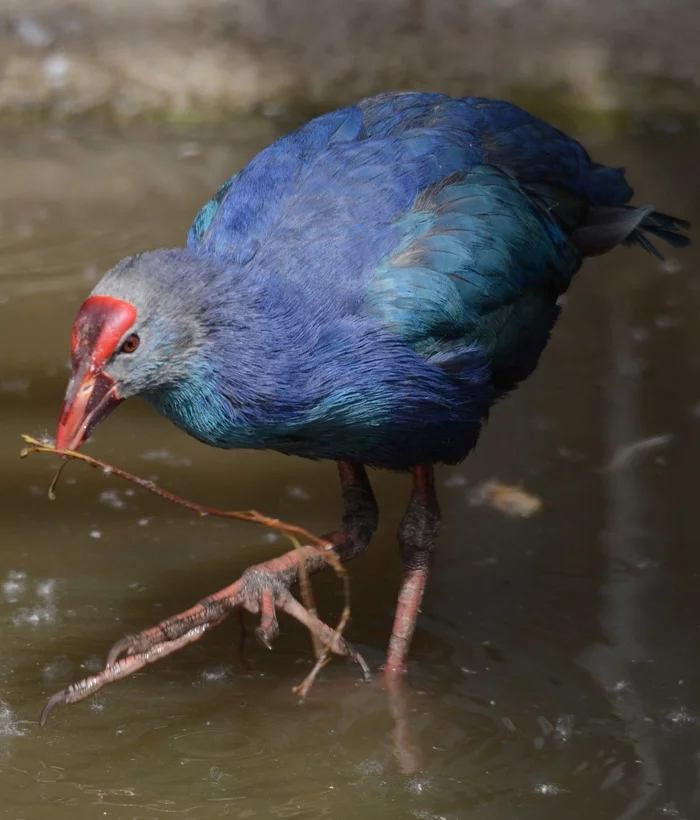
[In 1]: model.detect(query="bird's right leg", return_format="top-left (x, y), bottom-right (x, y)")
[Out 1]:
top-left (41, 462), bottom-right (378, 724)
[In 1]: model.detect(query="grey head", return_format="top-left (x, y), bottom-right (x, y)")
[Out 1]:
top-left (89, 248), bottom-right (222, 399)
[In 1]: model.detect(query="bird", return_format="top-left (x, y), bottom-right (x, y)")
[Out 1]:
top-left (50, 91), bottom-right (689, 716)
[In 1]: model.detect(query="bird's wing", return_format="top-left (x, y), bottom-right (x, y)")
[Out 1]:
top-left (186, 93), bottom-right (636, 262)
top-left (186, 124), bottom-right (583, 395)
top-left (364, 165), bottom-right (582, 391)
top-left (356, 93), bottom-right (634, 206)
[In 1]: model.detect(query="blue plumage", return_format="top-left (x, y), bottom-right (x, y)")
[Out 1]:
top-left (49, 92), bottom-right (691, 704)
top-left (103, 93), bottom-right (689, 469)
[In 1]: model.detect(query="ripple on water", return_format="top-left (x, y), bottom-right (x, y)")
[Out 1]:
top-left (168, 723), bottom-right (265, 763)
top-left (0, 698), bottom-right (24, 737)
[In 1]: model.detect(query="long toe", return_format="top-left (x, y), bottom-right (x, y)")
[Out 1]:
top-left (41, 551), bottom-right (366, 724)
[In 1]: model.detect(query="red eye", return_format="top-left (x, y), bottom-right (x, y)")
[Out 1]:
top-left (120, 333), bottom-right (140, 354)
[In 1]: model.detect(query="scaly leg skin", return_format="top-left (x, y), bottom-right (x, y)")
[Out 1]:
top-left (384, 465), bottom-right (440, 673)
top-left (379, 466), bottom-right (439, 774)
top-left (40, 462), bottom-right (378, 726)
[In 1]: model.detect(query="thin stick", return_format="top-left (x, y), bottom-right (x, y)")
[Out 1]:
top-left (48, 459), bottom-right (69, 501)
top-left (287, 535), bottom-right (322, 660)
top-left (22, 434), bottom-right (335, 556)
top-left (20, 434), bottom-right (351, 658)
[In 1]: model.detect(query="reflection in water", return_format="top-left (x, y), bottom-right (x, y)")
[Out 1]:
top-left (579, 297), bottom-right (661, 819)
top-left (0, 122), bottom-right (698, 818)
top-left (384, 671), bottom-right (423, 775)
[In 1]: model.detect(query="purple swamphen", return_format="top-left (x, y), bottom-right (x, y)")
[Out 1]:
top-left (49, 92), bottom-right (689, 719)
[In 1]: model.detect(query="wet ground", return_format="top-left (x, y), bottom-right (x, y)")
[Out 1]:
top-left (0, 116), bottom-right (698, 819)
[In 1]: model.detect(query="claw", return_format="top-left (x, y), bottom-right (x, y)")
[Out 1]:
top-left (106, 634), bottom-right (138, 667)
top-left (40, 690), bottom-right (70, 728)
top-left (254, 588), bottom-right (280, 649)
top-left (40, 622), bottom-right (220, 725)
top-left (40, 559), bottom-right (369, 724)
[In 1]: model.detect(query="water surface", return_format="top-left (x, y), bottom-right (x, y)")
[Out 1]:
top-left (0, 119), bottom-right (698, 819)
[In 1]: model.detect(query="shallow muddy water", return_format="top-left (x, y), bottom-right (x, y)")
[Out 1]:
top-left (0, 118), bottom-right (698, 819)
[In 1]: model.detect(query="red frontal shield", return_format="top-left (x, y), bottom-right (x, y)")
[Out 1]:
top-left (56, 296), bottom-right (136, 450)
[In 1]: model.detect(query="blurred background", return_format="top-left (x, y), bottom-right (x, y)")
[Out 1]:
top-left (0, 2), bottom-right (699, 819)
top-left (0, 0), bottom-right (699, 121)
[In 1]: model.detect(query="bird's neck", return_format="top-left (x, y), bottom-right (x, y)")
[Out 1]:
top-left (143, 283), bottom-right (334, 451)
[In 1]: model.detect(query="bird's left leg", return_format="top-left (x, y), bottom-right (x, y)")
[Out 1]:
top-left (384, 465), bottom-right (440, 673)
top-left (40, 462), bottom-right (378, 723)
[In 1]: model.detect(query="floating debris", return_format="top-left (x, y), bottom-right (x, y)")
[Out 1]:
top-left (470, 480), bottom-right (542, 518)
top-left (607, 434), bottom-right (674, 471)
top-left (285, 484), bottom-right (312, 502)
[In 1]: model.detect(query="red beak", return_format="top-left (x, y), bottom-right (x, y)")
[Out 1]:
top-left (56, 295), bottom-right (136, 451)
top-left (56, 360), bottom-right (122, 451)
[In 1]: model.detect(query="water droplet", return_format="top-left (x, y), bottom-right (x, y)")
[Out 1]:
top-left (0, 699), bottom-right (23, 737)
top-left (555, 714), bottom-right (575, 742)
top-left (534, 783), bottom-right (567, 796)
top-left (666, 707), bottom-right (698, 726)
top-left (99, 489), bottom-right (126, 510)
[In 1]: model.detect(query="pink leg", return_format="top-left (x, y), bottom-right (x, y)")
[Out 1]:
top-left (384, 466), bottom-right (440, 673)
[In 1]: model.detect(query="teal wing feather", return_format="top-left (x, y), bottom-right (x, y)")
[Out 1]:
top-left (365, 165), bottom-right (583, 391)
top-left (189, 175), bottom-right (238, 247)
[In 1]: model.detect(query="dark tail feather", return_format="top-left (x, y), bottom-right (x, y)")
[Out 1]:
top-left (572, 206), bottom-right (691, 260)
